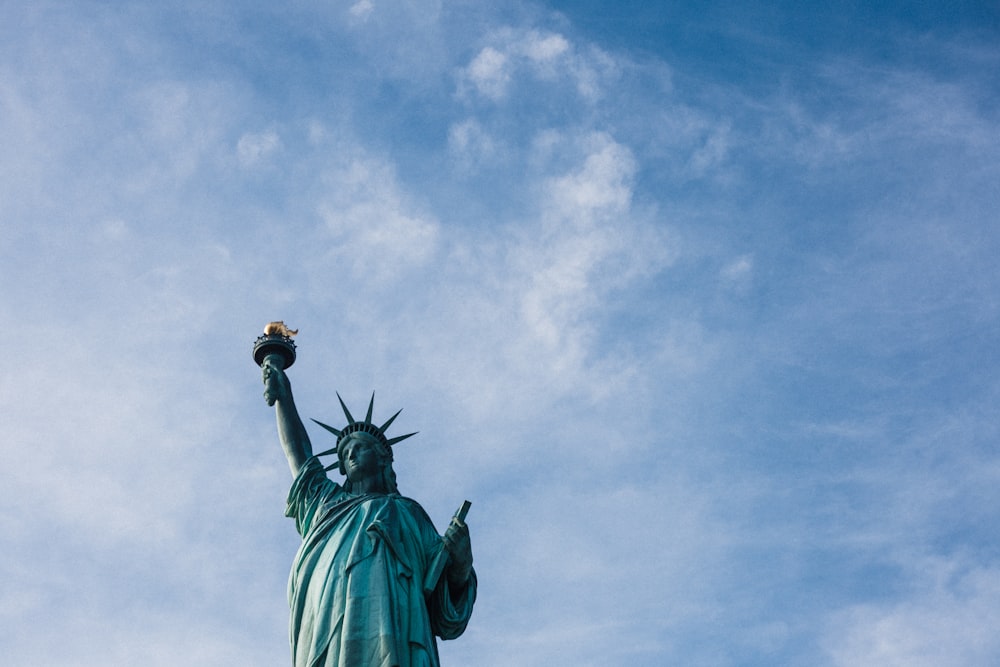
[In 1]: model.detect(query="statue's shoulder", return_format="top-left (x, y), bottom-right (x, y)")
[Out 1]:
top-left (290, 457), bottom-right (333, 494)
top-left (391, 494), bottom-right (434, 522)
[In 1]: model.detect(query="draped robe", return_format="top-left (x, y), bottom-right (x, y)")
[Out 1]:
top-left (285, 457), bottom-right (476, 667)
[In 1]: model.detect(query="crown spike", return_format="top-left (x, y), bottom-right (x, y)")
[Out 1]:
top-left (336, 392), bottom-right (355, 425)
top-left (379, 408), bottom-right (403, 433)
top-left (365, 392), bottom-right (375, 425)
top-left (386, 432), bottom-right (418, 447)
top-left (311, 418), bottom-right (342, 438)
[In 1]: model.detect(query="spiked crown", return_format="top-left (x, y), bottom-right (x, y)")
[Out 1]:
top-left (311, 393), bottom-right (416, 473)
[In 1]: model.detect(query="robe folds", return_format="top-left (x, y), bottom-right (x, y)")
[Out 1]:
top-left (286, 457), bottom-right (476, 667)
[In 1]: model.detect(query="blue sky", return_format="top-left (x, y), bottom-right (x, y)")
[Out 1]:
top-left (2, 1), bottom-right (999, 665)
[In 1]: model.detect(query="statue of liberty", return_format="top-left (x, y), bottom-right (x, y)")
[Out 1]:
top-left (257, 325), bottom-right (476, 666)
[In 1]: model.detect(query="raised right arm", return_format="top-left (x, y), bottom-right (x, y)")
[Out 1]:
top-left (262, 356), bottom-right (313, 477)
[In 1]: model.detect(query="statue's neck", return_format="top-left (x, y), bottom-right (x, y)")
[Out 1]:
top-left (351, 477), bottom-right (387, 495)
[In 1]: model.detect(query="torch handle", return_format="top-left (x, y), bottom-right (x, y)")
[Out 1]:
top-left (262, 352), bottom-right (287, 370)
top-left (262, 353), bottom-right (289, 407)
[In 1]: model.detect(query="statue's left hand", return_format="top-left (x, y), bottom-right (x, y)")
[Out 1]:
top-left (443, 517), bottom-right (473, 587)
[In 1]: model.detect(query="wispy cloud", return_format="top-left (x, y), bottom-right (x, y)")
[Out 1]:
top-left (825, 558), bottom-right (1000, 667)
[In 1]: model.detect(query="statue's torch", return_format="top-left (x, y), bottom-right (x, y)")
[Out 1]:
top-left (253, 321), bottom-right (298, 372)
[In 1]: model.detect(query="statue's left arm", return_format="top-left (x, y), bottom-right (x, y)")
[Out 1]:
top-left (427, 515), bottom-right (477, 639)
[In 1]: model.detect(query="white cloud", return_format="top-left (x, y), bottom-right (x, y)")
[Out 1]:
top-left (237, 130), bottom-right (282, 167)
top-left (546, 134), bottom-right (635, 219)
top-left (389, 131), bottom-right (675, 437)
top-left (688, 122), bottom-right (732, 175)
top-left (568, 43), bottom-right (618, 102)
top-left (720, 254), bottom-right (753, 290)
top-left (447, 118), bottom-right (500, 167)
top-left (522, 31), bottom-right (569, 63)
top-left (349, 0), bottom-right (375, 21)
top-left (458, 28), bottom-right (616, 104)
top-left (315, 152), bottom-right (440, 283)
top-left (513, 134), bottom-right (668, 376)
top-left (464, 46), bottom-right (510, 101)
top-left (519, 29), bottom-right (571, 84)
top-left (825, 559), bottom-right (1000, 666)
top-left (98, 217), bottom-right (130, 241)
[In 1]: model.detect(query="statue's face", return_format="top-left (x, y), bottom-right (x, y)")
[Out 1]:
top-left (341, 433), bottom-right (383, 483)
